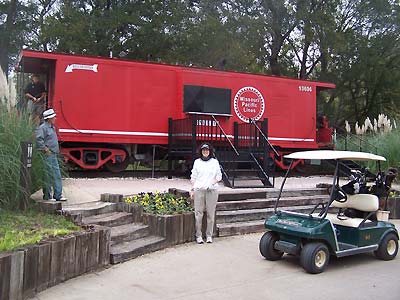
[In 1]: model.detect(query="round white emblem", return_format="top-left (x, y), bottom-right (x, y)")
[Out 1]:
top-left (233, 86), bottom-right (265, 122)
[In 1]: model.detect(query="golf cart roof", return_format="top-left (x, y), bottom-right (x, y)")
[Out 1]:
top-left (284, 150), bottom-right (386, 161)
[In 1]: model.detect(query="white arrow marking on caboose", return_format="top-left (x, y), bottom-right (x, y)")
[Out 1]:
top-left (65, 64), bottom-right (98, 73)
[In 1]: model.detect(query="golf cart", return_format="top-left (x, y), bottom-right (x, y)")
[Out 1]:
top-left (259, 150), bottom-right (399, 274)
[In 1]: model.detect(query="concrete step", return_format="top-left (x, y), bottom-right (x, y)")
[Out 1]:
top-left (110, 235), bottom-right (166, 264)
top-left (110, 223), bottom-right (150, 244)
top-left (216, 205), bottom-right (315, 223)
top-left (217, 195), bottom-right (329, 211)
top-left (217, 187), bottom-right (327, 201)
top-left (82, 212), bottom-right (133, 227)
top-left (217, 220), bottom-right (265, 237)
top-left (62, 201), bottom-right (117, 217)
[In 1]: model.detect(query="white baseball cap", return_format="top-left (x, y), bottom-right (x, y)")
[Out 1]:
top-left (43, 108), bottom-right (56, 119)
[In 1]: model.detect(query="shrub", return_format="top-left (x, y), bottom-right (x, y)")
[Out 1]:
top-left (125, 192), bottom-right (193, 215)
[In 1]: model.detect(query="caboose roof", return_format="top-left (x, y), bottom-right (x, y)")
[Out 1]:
top-left (17, 49), bottom-right (335, 89)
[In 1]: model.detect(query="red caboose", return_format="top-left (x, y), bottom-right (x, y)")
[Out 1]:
top-left (17, 50), bottom-right (334, 185)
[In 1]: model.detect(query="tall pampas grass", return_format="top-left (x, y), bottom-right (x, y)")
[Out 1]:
top-left (339, 114), bottom-right (399, 172)
top-left (0, 69), bottom-right (46, 210)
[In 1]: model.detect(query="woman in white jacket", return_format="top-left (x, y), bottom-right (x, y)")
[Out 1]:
top-left (190, 143), bottom-right (222, 244)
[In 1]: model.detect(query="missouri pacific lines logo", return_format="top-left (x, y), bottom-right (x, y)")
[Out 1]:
top-left (233, 86), bottom-right (265, 122)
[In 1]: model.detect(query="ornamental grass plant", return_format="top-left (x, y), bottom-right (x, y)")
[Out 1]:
top-left (0, 104), bottom-right (48, 210)
top-left (335, 128), bottom-right (400, 173)
top-left (0, 70), bottom-right (54, 210)
top-left (125, 192), bottom-right (193, 215)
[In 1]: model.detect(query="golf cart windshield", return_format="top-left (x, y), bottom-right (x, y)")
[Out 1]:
top-left (275, 150), bottom-right (386, 218)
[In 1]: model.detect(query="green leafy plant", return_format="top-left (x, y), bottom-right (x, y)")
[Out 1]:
top-left (125, 192), bottom-right (193, 215)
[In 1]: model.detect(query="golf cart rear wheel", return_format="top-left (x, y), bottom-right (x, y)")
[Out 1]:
top-left (300, 242), bottom-right (330, 274)
top-left (374, 233), bottom-right (399, 260)
top-left (259, 231), bottom-right (283, 261)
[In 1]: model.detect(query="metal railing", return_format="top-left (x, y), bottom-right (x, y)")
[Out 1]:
top-left (335, 132), bottom-right (378, 154)
top-left (168, 115), bottom-right (274, 187)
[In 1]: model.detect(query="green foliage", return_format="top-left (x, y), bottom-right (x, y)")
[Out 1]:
top-left (335, 129), bottom-right (400, 172)
top-left (0, 104), bottom-right (47, 210)
top-left (125, 192), bottom-right (193, 215)
top-left (2, 0), bottom-right (400, 129)
top-left (0, 208), bottom-right (80, 252)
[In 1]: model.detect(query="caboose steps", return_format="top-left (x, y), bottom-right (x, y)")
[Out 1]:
top-left (82, 212), bottom-right (134, 227)
top-left (216, 205), bottom-right (316, 223)
top-left (217, 187), bottom-right (327, 201)
top-left (63, 201), bottom-right (117, 217)
top-left (216, 188), bottom-right (330, 237)
top-left (217, 194), bottom-right (329, 211)
top-left (217, 220), bottom-right (265, 237)
top-left (74, 206), bottom-right (168, 265)
top-left (110, 236), bottom-right (166, 264)
top-left (110, 223), bottom-right (150, 245)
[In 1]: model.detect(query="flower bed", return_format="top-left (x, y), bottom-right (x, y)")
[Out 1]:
top-left (119, 191), bottom-right (196, 245)
top-left (125, 191), bottom-right (193, 215)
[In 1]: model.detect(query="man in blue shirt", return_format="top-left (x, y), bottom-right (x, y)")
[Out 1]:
top-left (36, 108), bottom-right (67, 201)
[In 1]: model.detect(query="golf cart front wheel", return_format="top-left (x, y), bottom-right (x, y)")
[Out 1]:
top-left (374, 233), bottom-right (399, 260)
top-left (300, 242), bottom-right (330, 274)
top-left (259, 231), bottom-right (283, 261)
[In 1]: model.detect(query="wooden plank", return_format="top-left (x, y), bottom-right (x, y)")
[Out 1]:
top-left (0, 252), bottom-right (12, 300)
top-left (9, 251), bottom-right (24, 300)
top-left (177, 214), bottom-right (185, 244)
top-left (62, 235), bottom-right (76, 280)
top-left (49, 237), bottom-right (65, 287)
top-left (74, 232), bottom-right (89, 276)
top-left (157, 215), bottom-right (166, 238)
top-left (183, 212), bottom-right (195, 242)
top-left (36, 242), bottom-right (51, 292)
top-left (86, 230), bottom-right (100, 272)
top-left (165, 215), bottom-right (181, 245)
top-left (98, 226), bottom-right (111, 267)
top-left (23, 245), bottom-right (39, 299)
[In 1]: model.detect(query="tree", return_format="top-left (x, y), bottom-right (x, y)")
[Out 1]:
top-left (320, 0), bottom-right (400, 127)
top-left (0, 0), bottom-right (56, 77)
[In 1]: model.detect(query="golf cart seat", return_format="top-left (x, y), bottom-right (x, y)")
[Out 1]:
top-left (325, 194), bottom-right (379, 228)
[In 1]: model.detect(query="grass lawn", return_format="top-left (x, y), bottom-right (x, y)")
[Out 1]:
top-left (0, 208), bottom-right (81, 252)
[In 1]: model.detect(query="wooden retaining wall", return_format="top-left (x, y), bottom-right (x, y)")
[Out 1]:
top-left (0, 226), bottom-right (110, 300)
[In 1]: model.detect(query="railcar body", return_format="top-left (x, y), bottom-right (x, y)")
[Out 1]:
top-left (17, 50), bottom-right (335, 171)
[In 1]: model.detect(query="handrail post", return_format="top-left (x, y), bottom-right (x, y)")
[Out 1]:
top-left (262, 118), bottom-right (270, 173)
top-left (192, 115), bottom-right (197, 168)
top-left (168, 118), bottom-right (173, 179)
top-left (234, 122), bottom-right (238, 149)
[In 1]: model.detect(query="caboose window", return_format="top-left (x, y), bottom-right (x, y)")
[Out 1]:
top-left (183, 85), bottom-right (231, 115)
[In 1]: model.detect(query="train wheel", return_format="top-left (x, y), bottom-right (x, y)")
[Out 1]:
top-left (104, 150), bottom-right (130, 173)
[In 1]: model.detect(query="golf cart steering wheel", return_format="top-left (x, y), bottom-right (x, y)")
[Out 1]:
top-left (334, 186), bottom-right (348, 203)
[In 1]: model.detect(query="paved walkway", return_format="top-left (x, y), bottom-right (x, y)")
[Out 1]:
top-left (34, 221), bottom-right (400, 300)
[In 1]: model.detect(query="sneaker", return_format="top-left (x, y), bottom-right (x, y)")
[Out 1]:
top-left (196, 237), bottom-right (204, 244)
top-left (56, 197), bottom-right (67, 201)
top-left (206, 237), bottom-right (213, 243)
